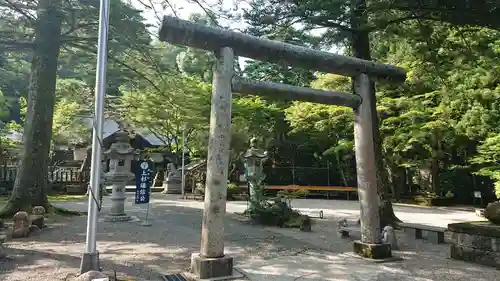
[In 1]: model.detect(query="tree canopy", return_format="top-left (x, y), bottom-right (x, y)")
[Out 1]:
top-left (0, 0), bottom-right (500, 216)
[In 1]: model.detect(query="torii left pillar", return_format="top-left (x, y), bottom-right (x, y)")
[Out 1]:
top-left (190, 47), bottom-right (234, 279)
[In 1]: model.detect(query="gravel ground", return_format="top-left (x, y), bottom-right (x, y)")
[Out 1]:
top-left (0, 195), bottom-right (498, 281)
top-left (238, 217), bottom-right (500, 281)
top-left (0, 198), bottom-right (313, 281)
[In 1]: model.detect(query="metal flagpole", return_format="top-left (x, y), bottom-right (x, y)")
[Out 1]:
top-left (181, 125), bottom-right (186, 197)
top-left (80, 0), bottom-right (110, 274)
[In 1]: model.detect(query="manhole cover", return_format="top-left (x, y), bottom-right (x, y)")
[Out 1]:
top-left (161, 273), bottom-right (187, 281)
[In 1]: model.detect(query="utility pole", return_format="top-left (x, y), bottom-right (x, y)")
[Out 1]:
top-left (80, 0), bottom-right (110, 274)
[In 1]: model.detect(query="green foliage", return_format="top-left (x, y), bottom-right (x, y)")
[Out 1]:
top-left (2, 0), bottom-right (500, 208)
top-left (283, 74), bottom-right (356, 186)
top-left (372, 24), bottom-right (500, 197)
top-left (119, 70), bottom-right (212, 153)
top-left (472, 134), bottom-right (500, 197)
top-left (241, 0), bottom-right (500, 201)
top-left (0, 89), bottom-right (11, 120)
top-left (1, 0), bottom-right (151, 92)
top-left (52, 79), bottom-right (92, 144)
top-left (14, 78), bottom-right (92, 145)
top-left (0, 88), bottom-right (16, 152)
top-left (231, 97), bottom-right (282, 160)
top-left (0, 52), bottom-right (30, 97)
top-left (245, 195), bottom-right (303, 227)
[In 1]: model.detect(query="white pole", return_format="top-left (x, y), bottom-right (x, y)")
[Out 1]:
top-left (181, 126), bottom-right (186, 197)
top-left (80, 0), bottom-right (110, 274)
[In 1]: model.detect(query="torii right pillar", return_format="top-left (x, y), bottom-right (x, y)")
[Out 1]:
top-left (352, 74), bottom-right (392, 259)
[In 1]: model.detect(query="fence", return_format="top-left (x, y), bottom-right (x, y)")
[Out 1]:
top-left (265, 165), bottom-right (357, 187)
top-left (0, 166), bottom-right (90, 191)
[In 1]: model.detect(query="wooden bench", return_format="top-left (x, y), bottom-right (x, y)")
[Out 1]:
top-left (264, 185), bottom-right (357, 200)
top-left (399, 222), bottom-right (446, 244)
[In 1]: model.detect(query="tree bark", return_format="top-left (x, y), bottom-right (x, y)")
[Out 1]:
top-left (350, 0), bottom-right (401, 227)
top-left (0, 0), bottom-right (63, 217)
top-left (391, 166), bottom-right (407, 200)
top-left (431, 158), bottom-right (440, 194)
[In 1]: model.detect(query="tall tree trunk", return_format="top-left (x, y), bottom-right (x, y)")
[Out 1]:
top-left (431, 157), bottom-right (440, 194)
top-left (335, 152), bottom-right (349, 187)
top-left (0, 0), bottom-right (63, 217)
top-left (389, 165), bottom-right (406, 200)
top-left (431, 136), bottom-right (442, 196)
top-left (350, 0), bottom-right (401, 227)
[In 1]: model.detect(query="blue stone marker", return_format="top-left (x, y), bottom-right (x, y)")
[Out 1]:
top-left (135, 160), bottom-right (153, 204)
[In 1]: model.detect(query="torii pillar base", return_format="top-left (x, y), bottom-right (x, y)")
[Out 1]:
top-left (190, 253), bottom-right (233, 279)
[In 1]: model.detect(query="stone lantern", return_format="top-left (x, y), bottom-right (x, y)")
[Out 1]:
top-left (242, 137), bottom-right (268, 203)
top-left (103, 130), bottom-right (137, 222)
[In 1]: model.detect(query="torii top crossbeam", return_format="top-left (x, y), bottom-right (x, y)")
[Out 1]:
top-left (158, 16), bottom-right (406, 81)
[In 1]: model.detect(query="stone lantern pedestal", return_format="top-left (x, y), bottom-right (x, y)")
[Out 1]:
top-left (103, 130), bottom-right (137, 222)
top-left (242, 138), bottom-right (268, 204)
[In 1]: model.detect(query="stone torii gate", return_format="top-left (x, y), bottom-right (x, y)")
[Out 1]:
top-left (159, 16), bottom-right (406, 279)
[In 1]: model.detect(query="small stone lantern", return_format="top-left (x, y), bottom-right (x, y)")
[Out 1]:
top-left (242, 137), bottom-right (268, 203)
top-left (103, 130), bottom-right (137, 222)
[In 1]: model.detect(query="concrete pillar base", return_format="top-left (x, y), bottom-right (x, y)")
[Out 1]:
top-left (80, 251), bottom-right (100, 274)
top-left (191, 253), bottom-right (233, 279)
top-left (353, 240), bottom-right (392, 259)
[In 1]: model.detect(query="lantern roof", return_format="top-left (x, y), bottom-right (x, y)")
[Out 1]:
top-left (242, 137), bottom-right (268, 159)
top-left (103, 130), bottom-right (138, 156)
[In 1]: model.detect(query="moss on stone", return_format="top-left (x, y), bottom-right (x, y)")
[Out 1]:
top-left (353, 240), bottom-right (392, 259)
